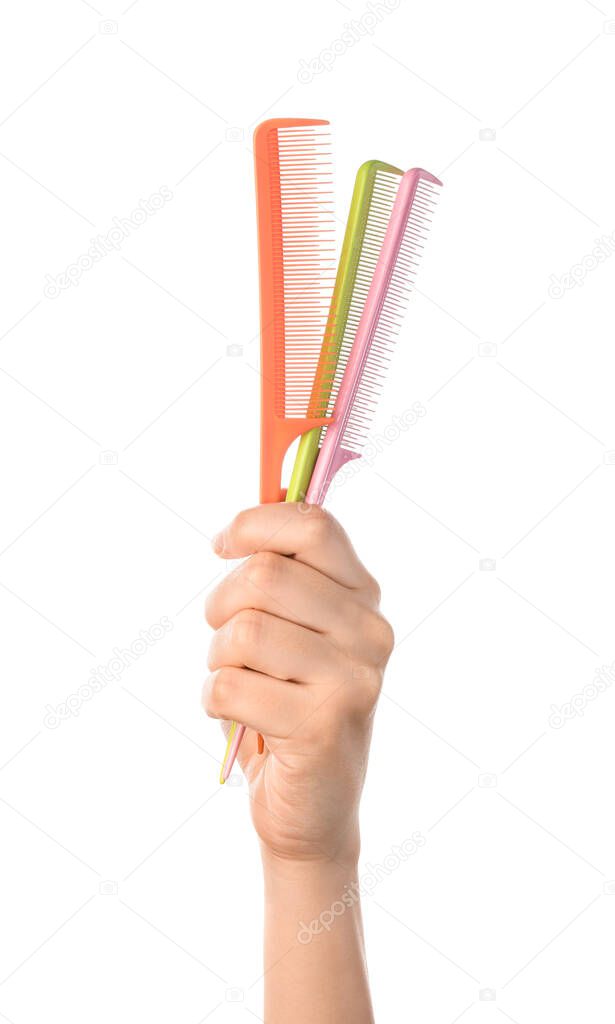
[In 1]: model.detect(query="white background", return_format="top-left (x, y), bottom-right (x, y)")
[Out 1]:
top-left (1, 1), bottom-right (614, 1021)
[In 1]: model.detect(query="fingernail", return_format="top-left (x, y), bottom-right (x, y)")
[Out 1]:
top-left (212, 532), bottom-right (225, 555)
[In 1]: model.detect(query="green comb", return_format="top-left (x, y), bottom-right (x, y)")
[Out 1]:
top-left (285, 159), bottom-right (404, 502)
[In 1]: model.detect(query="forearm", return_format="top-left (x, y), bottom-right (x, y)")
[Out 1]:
top-left (262, 850), bottom-right (374, 1024)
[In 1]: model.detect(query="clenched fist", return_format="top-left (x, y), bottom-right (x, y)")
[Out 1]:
top-left (203, 503), bottom-right (394, 867)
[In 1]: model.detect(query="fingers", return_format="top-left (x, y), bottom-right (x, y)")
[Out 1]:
top-left (204, 507), bottom-right (394, 757)
top-left (203, 667), bottom-right (312, 738)
top-left (206, 551), bottom-right (391, 664)
top-left (212, 503), bottom-right (378, 594)
top-left (207, 608), bottom-right (348, 684)
top-left (205, 550), bottom-right (371, 636)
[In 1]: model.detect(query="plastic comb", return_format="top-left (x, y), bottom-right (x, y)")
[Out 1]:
top-left (256, 117), bottom-right (337, 502)
top-left (306, 168), bottom-right (442, 504)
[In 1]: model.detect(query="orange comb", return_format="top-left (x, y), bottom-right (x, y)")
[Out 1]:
top-left (255, 117), bottom-right (336, 503)
top-left (220, 118), bottom-right (336, 778)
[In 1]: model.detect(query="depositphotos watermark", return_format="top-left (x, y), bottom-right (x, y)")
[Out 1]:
top-left (43, 617), bottom-right (173, 728)
top-left (297, 0), bottom-right (400, 83)
top-left (547, 230), bottom-right (615, 299)
top-left (548, 660), bottom-right (615, 729)
top-left (43, 186), bottom-right (173, 298)
top-left (297, 832), bottom-right (425, 944)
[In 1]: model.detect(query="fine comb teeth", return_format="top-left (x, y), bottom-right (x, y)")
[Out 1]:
top-left (254, 118), bottom-right (337, 502)
top-left (343, 171), bottom-right (441, 453)
top-left (286, 160), bottom-right (405, 501)
top-left (318, 163), bottom-right (404, 421)
top-left (306, 168), bottom-right (442, 504)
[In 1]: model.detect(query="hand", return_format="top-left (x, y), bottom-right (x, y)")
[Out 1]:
top-left (203, 502), bottom-right (394, 867)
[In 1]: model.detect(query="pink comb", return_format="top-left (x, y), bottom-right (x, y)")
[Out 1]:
top-left (306, 168), bottom-right (442, 504)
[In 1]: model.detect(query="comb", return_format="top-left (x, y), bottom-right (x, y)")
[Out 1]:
top-left (306, 168), bottom-right (442, 504)
top-left (220, 117), bottom-right (337, 783)
top-left (256, 117), bottom-right (337, 502)
top-left (286, 159), bottom-right (403, 502)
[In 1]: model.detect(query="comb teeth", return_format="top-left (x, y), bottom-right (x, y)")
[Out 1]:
top-left (317, 168), bottom-right (403, 424)
top-left (339, 174), bottom-right (441, 454)
top-left (270, 124), bottom-right (336, 417)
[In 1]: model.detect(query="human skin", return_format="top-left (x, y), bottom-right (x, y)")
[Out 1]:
top-left (203, 502), bottom-right (394, 1023)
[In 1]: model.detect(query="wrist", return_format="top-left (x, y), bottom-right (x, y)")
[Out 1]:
top-left (261, 845), bottom-right (360, 883)
top-left (260, 822), bottom-right (361, 879)
top-left (262, 846), bottom-right (362, 942)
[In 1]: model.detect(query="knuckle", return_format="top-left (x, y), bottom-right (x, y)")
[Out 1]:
top-left (206, 629), bottom-right (223, 671)
top-left (228, 508), bottom-right (251, 544)
top-left (303, 506), bottom-right (336, 546)
top-left (369, 613), bottom-right (395, 662)
top-left (206, 642), bottom-right (215, 672)
top-left (364, 573), bottom-right (382, 606)
top-left (204, 586), bottom-right (221, 628)
top-left (245, 550), bottom-right (281, 591)
top-left (203, 668), bottom-right (235, 717)
top-left (231, 608), bottom-right (263, 650)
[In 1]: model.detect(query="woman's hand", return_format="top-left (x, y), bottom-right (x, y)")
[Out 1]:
top-left (203, 502), bottom-right (394, 868)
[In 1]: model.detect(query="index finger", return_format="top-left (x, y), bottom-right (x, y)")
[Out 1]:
top-left (212, 503), bottom-right (375, 591)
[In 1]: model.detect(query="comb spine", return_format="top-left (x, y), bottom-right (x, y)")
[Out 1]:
top-left (255, 122), bottom-right (283, 502)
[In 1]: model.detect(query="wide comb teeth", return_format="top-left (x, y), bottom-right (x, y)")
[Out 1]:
top-left (270, 123), bottom-right (336, 418)
top-left (340, 171), bottom-right (441, 454)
